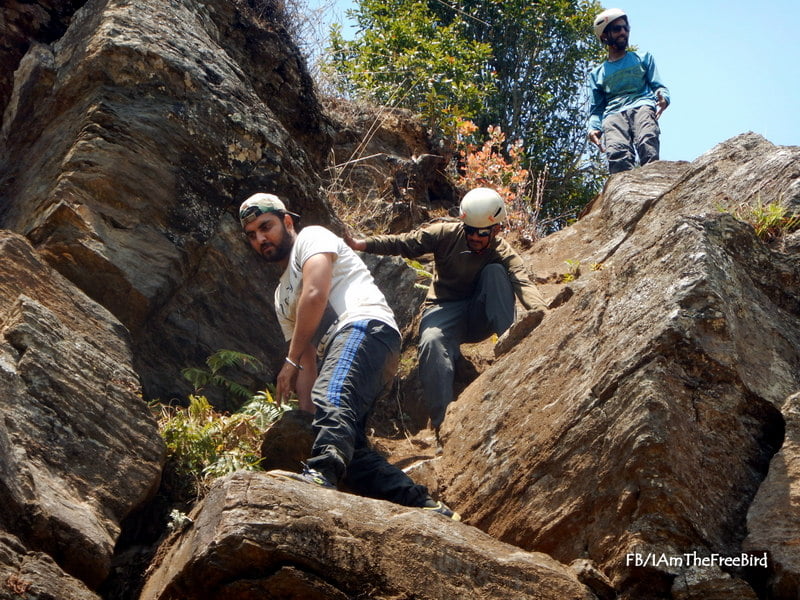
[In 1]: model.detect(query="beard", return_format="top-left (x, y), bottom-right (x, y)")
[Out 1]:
top-left (259, 224), bottom-right (293, 263)
top-left (612, 35), bottom-right (628, 51)
top-left (466, 238), bottom-right (487, 252)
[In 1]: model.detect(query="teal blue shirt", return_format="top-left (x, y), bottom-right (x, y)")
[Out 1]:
top-left (587, 51), bottom-right (670, 133)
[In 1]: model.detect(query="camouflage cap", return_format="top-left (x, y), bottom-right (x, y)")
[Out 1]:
top-left (239, 193), bottom-right (299, 227)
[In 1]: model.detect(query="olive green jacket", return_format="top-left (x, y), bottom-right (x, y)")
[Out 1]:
top-left (363, 222), bottom-right (547, 310)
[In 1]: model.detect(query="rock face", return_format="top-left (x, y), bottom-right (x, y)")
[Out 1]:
top-left (0, 232), bottom-right (164, 589)
top-left (745, 392), bottom-right (800, 598)
top-left (0, 532), bottom-right (100, 600)
top-left (324, 98), bottom-right (457, 233)
top-left (0, 0), bottom-right (332, 402)
top-left (0, 1), bottom-right (86, 120)
top-left (139, 471), bottom-right (595, 600)
top-left (0, 0), bottom-right (428, 406)
top-left (435, 134), bottom-right (800, 598)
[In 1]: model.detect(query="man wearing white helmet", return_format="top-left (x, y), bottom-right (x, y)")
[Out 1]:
top-left (346, 188), bottom-right (547, 436)
top-left (587, 7), bottom-right (670, 173)
top-left (240, 192), bottom-right (459, 519)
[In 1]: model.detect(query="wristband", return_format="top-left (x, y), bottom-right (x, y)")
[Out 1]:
top-left (284, 356), bottom-right (303, 370)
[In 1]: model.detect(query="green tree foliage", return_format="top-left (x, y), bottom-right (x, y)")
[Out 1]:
top-left (327, 0), bottom-right (604, 225)
top-left (441, 0), bottom-right (603, 219)
top-left (327, 0), bottom-right (494, 131)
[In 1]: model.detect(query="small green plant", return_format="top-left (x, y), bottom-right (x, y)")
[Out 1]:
top-left (726, 196), bottom-right (800, 244)
top-left (157, 391), bottom-right (293, 500)
top-left (560, 259), bottom-right (581, 283)
top-left (167, 508), bottom-right (193, 533)
top-left (405, 258), bottom-right (433, 278)
top-left (182, 349), bottom-right (264, 402)
top-left (404, 258), bottom-right (433, 290)
top-left (242, 388), bottom-right (292, 430)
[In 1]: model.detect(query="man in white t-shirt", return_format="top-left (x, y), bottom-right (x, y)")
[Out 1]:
top-left (240, 193), bottom-right (459, 519)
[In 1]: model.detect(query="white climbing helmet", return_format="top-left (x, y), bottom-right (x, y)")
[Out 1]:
top-left (593, 8), bottom-right (627, 39)
top-left (459, 188), bottom-right (507, 228)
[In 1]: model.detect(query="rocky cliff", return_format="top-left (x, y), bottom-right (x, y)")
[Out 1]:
top-left (432, 135), bottom-right (800, 598)
top-left (2, 1), bottom-right (800, 599)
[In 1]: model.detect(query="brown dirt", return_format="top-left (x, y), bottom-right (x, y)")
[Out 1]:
top-left (372, 338), bottom-right (496, 466)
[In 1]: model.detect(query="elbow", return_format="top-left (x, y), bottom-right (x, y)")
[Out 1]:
top-left (301, 283), bottom-right (333, 315)
top-left (303, 287), bottom-right (329, 307)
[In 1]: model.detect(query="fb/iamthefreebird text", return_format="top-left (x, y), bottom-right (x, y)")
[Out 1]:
top-left (626, 551), bottom-right (768, 569)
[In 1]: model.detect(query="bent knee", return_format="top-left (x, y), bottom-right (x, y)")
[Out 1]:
top-left (419, 326), bottom-right (445, 347)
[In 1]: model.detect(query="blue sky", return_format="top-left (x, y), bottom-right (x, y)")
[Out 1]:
top-left (312, 0), bottom-right (799, 162)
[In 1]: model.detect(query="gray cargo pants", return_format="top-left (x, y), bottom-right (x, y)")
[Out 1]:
top-left (603, 104), bottom-right (660, 174)
top-left (307, 319), bottom-right (429, 507)
top-left (418, 264), bottom-right (515, 428)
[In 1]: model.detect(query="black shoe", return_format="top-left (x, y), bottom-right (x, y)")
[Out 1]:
top-left (279, 466), bottom-right (336, 489)
top-left (421, 497), bottom-right (461, 521)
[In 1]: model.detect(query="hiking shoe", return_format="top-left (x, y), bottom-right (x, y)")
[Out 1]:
top-left (279, 466), bottom-right (336, 489)
top-left (421, 498), bottom-right (461, 521)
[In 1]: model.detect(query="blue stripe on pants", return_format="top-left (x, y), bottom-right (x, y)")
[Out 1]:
top-left (326, 321), bottom-right (368, 407)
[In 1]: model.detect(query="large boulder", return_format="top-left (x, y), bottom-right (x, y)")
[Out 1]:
top-left (0, 231), bottom-right (164, 588)
top-left (744, 392), bottom-right (800, 598)
top-left (0, 0), bottom-right (332, 402)
top-left (435, 134), bottom-right (800, 598)
top-left (140, 470), bottom-right (595, 600)
top-left (0, 0), bottom-right (427, 406)
top-left (0, 532), bottom-right (99, 600)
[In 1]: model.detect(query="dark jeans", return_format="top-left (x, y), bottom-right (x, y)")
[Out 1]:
top-left (418, 264), bottom-right (515, 428)
top-left (307, 319), bottom-right (429, 507)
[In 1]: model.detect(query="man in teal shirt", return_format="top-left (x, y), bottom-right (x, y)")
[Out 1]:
top-left (587, 8), bottom-right (670, 174)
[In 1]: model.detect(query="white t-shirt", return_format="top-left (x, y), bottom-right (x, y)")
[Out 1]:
top-left (275, 226), bottom-right (399, 347)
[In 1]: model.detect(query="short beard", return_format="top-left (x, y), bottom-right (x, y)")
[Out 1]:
top-left (260, 223), bottom-right (293, 263)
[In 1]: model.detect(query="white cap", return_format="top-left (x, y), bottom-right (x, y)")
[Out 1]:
top-left (239, 193), bottom-right (298, 227)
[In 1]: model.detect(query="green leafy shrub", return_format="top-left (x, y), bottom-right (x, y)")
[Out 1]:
top-left (156, 390), bottom-right (294, 500)
top-left (157, 349), bottom-right (298, 501)
top-left (732, 198), bottom-right (800, 243)
top-left (182, 349), bottom-right (264, 403)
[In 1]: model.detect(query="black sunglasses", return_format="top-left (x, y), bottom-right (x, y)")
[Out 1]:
top-left (464, 225), bottom-right (493, 237)
top-left (608, 24), bottom-right (629, 33)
